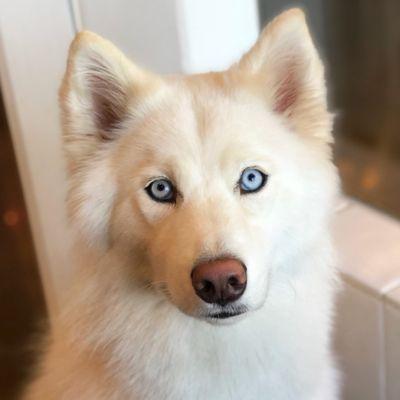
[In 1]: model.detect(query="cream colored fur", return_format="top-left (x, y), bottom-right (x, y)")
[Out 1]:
top-left (24, 9), bottom-right (340, 399)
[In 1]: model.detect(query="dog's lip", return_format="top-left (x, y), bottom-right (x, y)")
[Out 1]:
top-left (206, 307), bottom-right (247, 320)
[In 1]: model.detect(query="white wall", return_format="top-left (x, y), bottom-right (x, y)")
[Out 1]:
top-left (75, 0), bottom-right (259, 74)
top-left (0, 0), bottom-right (76, 319)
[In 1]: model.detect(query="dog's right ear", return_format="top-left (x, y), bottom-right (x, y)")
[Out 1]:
top-left (60, 31), bottom-right (161, 168)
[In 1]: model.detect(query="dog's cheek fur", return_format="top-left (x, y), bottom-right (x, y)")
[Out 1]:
top-left (68, 156), bottom-right (117, 249)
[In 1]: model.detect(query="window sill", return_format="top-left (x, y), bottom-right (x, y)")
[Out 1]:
top-left (334, 198), bottom-right (400, 298)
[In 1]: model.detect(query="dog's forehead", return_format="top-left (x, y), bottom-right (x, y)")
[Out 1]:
top-left (142, 78), bottom-right (273, 153)
top-left (120, 76), bottom-right (286, 180)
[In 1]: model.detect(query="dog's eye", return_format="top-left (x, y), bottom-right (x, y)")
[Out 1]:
top-left (145, 179), bottom-right (176, 203)
top-left (239, 168), bottom-right (267, 194)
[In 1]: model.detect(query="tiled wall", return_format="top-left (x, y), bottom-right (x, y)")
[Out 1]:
top-left (384, 287), bottom-right (400, 400)
top-left (334, 200), bottom-right (400, 400)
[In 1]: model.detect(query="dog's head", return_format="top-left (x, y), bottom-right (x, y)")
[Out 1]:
top-left (60, 9), bottom-right (337, 323)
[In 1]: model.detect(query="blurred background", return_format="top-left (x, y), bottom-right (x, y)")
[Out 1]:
top-left (260, 0), bottom-right (400, 218)
top-left (0, 91), bottom-right (46, 399)
top-left (0, 1), bottom-right (399, 399)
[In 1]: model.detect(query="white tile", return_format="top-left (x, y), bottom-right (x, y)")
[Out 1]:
top-left (386, 286), bottom-right (400, 309)
top-left (333, 199), bottom-right (400, 295)
top-left (334, 280), bottom-right (384, 400)
top-left (384, 287), bottom-right (400, 400)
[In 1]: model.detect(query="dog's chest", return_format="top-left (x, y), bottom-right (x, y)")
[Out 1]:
top-left (116, 313), bottom-right (329, 400)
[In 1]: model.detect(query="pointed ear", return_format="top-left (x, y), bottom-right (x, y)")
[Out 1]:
top-left (236, 9), bottom-right (332, 142)
top-left (60, 31), bottom-right (161, 167)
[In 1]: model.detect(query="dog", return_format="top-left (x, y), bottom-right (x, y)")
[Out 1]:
top-left (24, 8), bottom-right (340, 400)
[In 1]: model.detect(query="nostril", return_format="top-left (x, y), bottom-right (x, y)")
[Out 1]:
top-left (193, 278), bottom-right (216, 304)
top-left (201, 280), bottom-right (214, 293)
top-left (227, 276), bottom-right (239, 287)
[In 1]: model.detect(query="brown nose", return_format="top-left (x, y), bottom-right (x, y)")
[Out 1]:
top-left (191, 257), bottom-right (247, 306)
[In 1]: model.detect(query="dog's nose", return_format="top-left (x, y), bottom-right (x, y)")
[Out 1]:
top-left (191, 258), bottom-right (247, 306)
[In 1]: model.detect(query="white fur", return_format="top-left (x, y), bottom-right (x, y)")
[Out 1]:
top-left (25, 9), bottom-right (340, 400)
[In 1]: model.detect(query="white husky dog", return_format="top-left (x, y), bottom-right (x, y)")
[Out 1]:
top-left (25, 8), bottom-right (340, 400)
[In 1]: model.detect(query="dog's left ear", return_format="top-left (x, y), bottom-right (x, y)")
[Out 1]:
top-left (236, 8), bottom-right (332, 142)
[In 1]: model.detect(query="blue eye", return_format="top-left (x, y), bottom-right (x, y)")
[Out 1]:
top-left (145, 179), bottom-right (176, 203)
top-left (239, 168), bottom-right (267, 194)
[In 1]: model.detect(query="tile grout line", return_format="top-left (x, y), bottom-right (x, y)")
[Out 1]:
top-left (378, 299), bottom-right (387, 400)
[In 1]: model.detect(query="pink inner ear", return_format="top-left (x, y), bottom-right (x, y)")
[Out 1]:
top-left (273, 70), bottom-right (298, 114)
top-left (86, 56), bottom-right (128, 139)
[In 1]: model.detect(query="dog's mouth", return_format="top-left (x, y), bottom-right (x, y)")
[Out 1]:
top-left (204, 305), bottom-right (248, 321)
top-left (208, 310), bottom-right (246, 319)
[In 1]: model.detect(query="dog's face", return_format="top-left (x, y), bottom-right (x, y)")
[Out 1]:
top-left (61, 9), bottom-right (337, 323)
